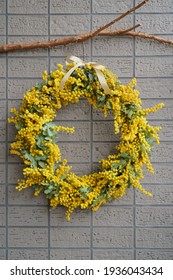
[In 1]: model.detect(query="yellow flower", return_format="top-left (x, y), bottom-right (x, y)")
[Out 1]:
top-left (9, 60), bottom-right (164, 220)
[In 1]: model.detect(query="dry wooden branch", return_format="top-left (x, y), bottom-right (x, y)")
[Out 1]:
top-left (0, 0), bottom-right (172, 53)
top-left (101, 30), bottom-right (173, 46)
top-left (0, 26), bottom-right (140, 53)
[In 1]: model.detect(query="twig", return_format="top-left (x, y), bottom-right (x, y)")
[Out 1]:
top-left (106, 24), bottom-right (141, 35)
top-left (100, 30), bottom-right (173, 46)
top-left (92, 0), bottom-right (149, 37)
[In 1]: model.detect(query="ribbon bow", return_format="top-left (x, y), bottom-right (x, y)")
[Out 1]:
top-left (59, 55), bottom-right (112, 95)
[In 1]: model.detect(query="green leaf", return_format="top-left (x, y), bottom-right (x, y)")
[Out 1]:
top-left (97, 94), bottom-right (107, 107)
top-left (42, 122), bottom-right (57, 138)
top-left (60, 174), bottom-right (68, 180)
top-left (36, 135), bottom-right (45, 149)
top-left (41, 182), bottom-right (50, 187)
top-left (43, 122), bottom-right (56, 130)
top-left (127, 179), bottom-right (131, 188)
top-left (15, 122), bottom-right (23, 131)
top-left (43, 184), bottom-right (54, 195)
top-left (32, 105), bottom-right (43, 113)
top-left (47, 74), bottom-right (52, 80)
top-left (44, 136), bottom-right (51, 140)
top-left (80, 187), bottom-right (90, 194)
top-left (44, 189), bottom-right (52, 194)
top-left (38, 161), bottom-right (46, 169)
top-left (146, 137), bottom-right (154, 148)
top-left (35, 154), bottom-right (48, 161)
top-left (92, 194), bottom-right (106, 207)
top-left (88, 72), bottom-right (95, 83)
top-left (97, 94), bottom-right (106, 102)
top-left (36, 83), bottom-right (43, 90)
top-left (120, 153), bottom-right (131, 159)
top-left (47, 128), bottom-right (56, 137)
top-left (107, 101), bottom-right (113, 110)
top-left (127, 110), bottom-right (133, 118)
top-left (80, 186), bottom-right (90, 199)
top-left (120, 159), bottom-right (127, 167)
top-left (32, 184), bottom-right (40, 190)
top-left (22, 151), bottom-right (37, 168)
top-left (141, 145), bottom-right (146, 152)
top-left (111, 162), bottom-right (120, 169)
top-left (132, 170), bottom-right (141, 179)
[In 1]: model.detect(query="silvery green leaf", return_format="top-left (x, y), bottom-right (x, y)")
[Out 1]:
top-left (38, 161), bottom-right (46, 169)
top-left (92, 194), bottom-right (106, 207)
top-left (111, 162), bottom-right (120, 169)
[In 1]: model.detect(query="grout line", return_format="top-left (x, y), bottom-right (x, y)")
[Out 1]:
top-left (3, 247), bottom-right (173, 254)
top-left (2, 246), bottom-right (173, 250)
top-left (133, 0), bottom-right (136, 260)
top-left (3, 76), bottom-right (173, 80)
top-left (5, 12), bottom-right (173, 16)
top-left (1, 225), bottom-right (173, 229)
top-left (5, 0), bottom-right (9, 260)
top-left (6, 55), bottom-right (173, 59)
top-left (1, 203), bottom-right (173, 207)
top-left (90, 0), bottom-right (93, 261)
top-left (7, 13), bottom-right (91, 16)
top-left (47, 0), bottom-right (51, 261)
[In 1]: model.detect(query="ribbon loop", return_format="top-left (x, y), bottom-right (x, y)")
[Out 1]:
top-left (59, 55), bottom-right (112, 95)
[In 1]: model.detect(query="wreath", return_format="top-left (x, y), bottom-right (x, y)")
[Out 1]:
top-left (9, 56), bottom-right (164, 220)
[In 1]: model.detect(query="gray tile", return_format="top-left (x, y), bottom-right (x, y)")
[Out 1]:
top-left (8, 249), bottom-right (48, 260)
top-left (50, 228), bottom-right (90, 248)
top-left (50, 0), bottom-right (90, 14)
top-left (50, 249), bottom-right (90, 260)
top-left (136, 249), bottom-right (173, 260)
top-left (93, 249), bottom-right (133, 260)
top-left (0, 185), bottom-right (5, 204)
top-left (8, 228), bottom-right (48, 248)
top-left (136, 228), bottom-right (173, 249)
top-left (8, 206), bottom-right (48, 226)
top-left (0, 228), bottom-right (6, 248)
top-left (50, 15), bottom-right (90, 35)
top-left (8, 0), bottom-right (48, 14)
top-left (8, 16), bottom-right (48, 36)
top-left (8, 185), bottom-right (47, 205)
top-left (93, 228), bottom-right (133, 248)
top-left (50, 207), bottom-right (90, 227)
top-left (0, 249), bottom-right (6, 259)
top-left (8, 58), bottom-right (49, 78)
top-left (93, 206), bottom-right (133, 226)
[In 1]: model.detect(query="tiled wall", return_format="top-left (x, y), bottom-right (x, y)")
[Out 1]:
top-left (0, 0), bottom-right (173, 260)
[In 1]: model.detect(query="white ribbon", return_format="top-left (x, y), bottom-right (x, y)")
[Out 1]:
top-left (59, 55), bottom-right (112, 95)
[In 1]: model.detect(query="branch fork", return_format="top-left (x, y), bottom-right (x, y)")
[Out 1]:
top-left (0, 0), bottom-right (172, 53)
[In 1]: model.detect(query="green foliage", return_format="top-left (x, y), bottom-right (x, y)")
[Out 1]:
top-left (92, 193), bottom-right (106, 207)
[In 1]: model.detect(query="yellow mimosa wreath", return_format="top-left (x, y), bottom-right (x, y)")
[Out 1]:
top-left (9, 56), bottom-right (164, 220)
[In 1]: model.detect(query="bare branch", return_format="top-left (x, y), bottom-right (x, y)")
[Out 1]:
top-left (92, 0), bottom-right (149, 37)
top-left (100, 30), bottom-right (173, 46)
top-left (0, 26), bottom-right (140, 53)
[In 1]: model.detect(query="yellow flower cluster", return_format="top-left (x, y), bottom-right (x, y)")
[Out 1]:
top-left (9, 59), bottom-right (164, 220)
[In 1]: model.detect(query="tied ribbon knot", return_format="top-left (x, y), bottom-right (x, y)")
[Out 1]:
top-left (59, 55), bottom-right (112, 95)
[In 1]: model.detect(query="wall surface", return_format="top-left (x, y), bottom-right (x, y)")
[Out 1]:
top-left (0, 0), bottom-right (173, 260)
